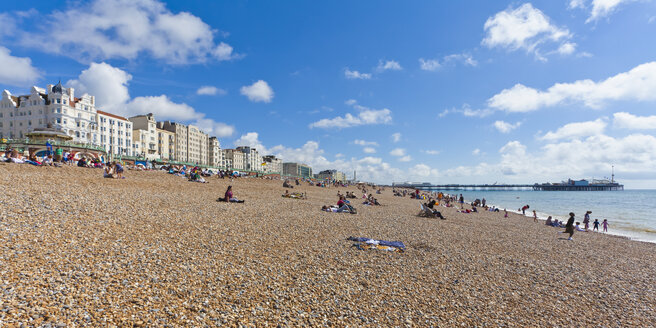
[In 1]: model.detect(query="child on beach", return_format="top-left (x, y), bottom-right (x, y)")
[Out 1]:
top-left (504, 209), bottom-right (508, 218)
top-left (533, 210), bottom-right (538, 223)
top-left (602, 219), bottom-right (609, 232)
top-left (593, 219), bottom-right (600, 231)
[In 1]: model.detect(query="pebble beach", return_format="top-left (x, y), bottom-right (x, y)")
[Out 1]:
top-left (1, 164), bottom-right (655, 327)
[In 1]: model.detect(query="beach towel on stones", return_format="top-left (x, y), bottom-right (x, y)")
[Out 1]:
top-left (347, 236), bottom-right (406, 251)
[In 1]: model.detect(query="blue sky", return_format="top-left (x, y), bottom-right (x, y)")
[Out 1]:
top-left (2, 0), bottom-right (656, 187)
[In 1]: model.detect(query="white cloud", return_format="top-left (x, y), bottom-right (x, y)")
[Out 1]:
top-left (488, 62), bottom-right (656, 112)
top-left (309, 101), bottom-right (392, 129)
top-left (482, 3), bottom-right (573, 60)
top-left (412, 164), bottom-right (440, 178)
top-left (569, 0), bottom-right (587, 9)
top-left (21, 0), bottom-right (237, 64)
top-left (439, 104), bottom-right (494, 118)
top-left (67, 62), bottom-right (234, 137)
top-left (444, 53), bottom-right (478, 67)
top-left (67, 62), bottom-right (132, 113)
top-left (493, 120), bottom-right (522, 133)
top-left (345, 99), bottom-right (357, 106)
top-left (392, 132), bottom-right (402, 143)
top-left (234, 132), bottom-right (267, 152)
top-left (590, 0), bottom-right (638, 21)
top-left (423, 150), bottom-right (440, 155)
top-left (613, 112), bottom-right (656, 130)
top-left (399, 155), bottom-right (412, 162)
top-left (0, 46), bottom-right (41, 87)
top-left (442, 134), bottom-right (656, 185)
top-left (540, 118), bottom-right (607, 141)
top-left (472, 148), bottom-right (481, 155)
top-left (354, 139), bottom-right (379, 146)
top-left (344, 69), bottom-right (372, 80)
top-left (419, 58), bottom-right (441, 71)
top-left (420, 53), bottom-right (477, 71)
top-left (376, 60), bottom-right (402, 72)
top-left (127, 95), bottom-right (200, 121)
top-left (557, 42), bottom-right (577, 55)
top-left (363, 147), bottom-right (376, 154)
top-left (390, 148), bottom-right (406, 157)
top-left (240, 80), bottom-right (274, 103)
top-left (229, 134), bottom-right (441, 183)
top-left (196, 86), bottom-right (226, 96)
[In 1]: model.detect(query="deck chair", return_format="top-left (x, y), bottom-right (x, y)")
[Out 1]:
top-left (417, 203), bottom-right (436, 218)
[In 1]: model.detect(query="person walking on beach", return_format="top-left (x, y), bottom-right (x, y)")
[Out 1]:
top-left (504, 209), bottom-right (508, 218)
top-left (593, 219), bottom-right (600, 231)
top-left (563, 212), bottom-right (576, 240)
top-left (602, 219), bottom-right (609, 232)
top-left (533, 210), bottom-right (538, 223)
top-left (583, 211), bottom-right (591, 230)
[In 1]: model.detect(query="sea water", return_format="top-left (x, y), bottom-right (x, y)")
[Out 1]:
top-left (426, 189), bottom-right (656, 243)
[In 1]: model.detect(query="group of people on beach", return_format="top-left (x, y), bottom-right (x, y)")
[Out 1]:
top-left (102, 161), bottom-right (124, 179)
top-left (547, 210), bottom-right (609, 240)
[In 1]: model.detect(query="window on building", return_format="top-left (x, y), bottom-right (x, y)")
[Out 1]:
top-left (56, 118), bottom-right (61, 124)
top-left (28, 121), bottom-right (31, 126)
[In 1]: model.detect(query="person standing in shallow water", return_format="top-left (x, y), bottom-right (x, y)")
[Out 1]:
top-left (583, 211), bottom-right (591, 230)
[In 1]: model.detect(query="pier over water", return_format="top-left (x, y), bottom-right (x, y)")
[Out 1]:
top-left (393, 182), bottom-right (624, 191)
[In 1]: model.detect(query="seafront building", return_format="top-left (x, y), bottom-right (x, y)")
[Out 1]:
top-left (157, 128), bottom-right (175, 161)
top-left (316, 169), bottom-right (346, 182)
top-left (97, 110), bottom-right (133, 157)
top-left (0, 82), bottom-right (314, 173)
top-left (262, 155), bottom-right (283, 174)
top-left (283, 162), bottom-right (313, 178)
top-left (208, 137), bottom-right (223, 167)
top-left (129, 113), bottom-right (158, 160)
top-left (236, 146), bottom-right (262, 171)
top-left (223, 149), bottom-right (246, 170)
top-left (0, 82), bottom-right (133, 156)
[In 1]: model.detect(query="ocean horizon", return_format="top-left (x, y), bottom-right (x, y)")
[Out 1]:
top-left (425, 189), bottom-right (656, 243)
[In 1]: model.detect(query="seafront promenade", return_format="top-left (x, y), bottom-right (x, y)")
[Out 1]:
top-left (1, 164), bottom-right (655, 326)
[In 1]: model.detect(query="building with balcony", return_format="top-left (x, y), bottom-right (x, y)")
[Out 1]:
top-left (223, 149), bottom-right (246, 170)
top-left (262, 155), bottom-right (283, 174)
top-left (208, 136), bottom-right (223, 167)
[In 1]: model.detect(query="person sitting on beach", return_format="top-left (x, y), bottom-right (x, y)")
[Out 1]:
top-left (336, 195), bottom-right (356, 213)
top-left (545, 216), bottom-right (553, 226)
top-left (283, 180), bottom-right (293, 188)
top-left (217, 185), bottom-right (245, 203)
top-left (77, 157), bottom-right (87, 167)
top-left (103, 163), bottom-right (115, 178)
top-left (575, 222), bottom-right (587, 232)
top-left (471, 205), bottom-right (478, 213)
top-left (423, 202), bottom-right (447, 220)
